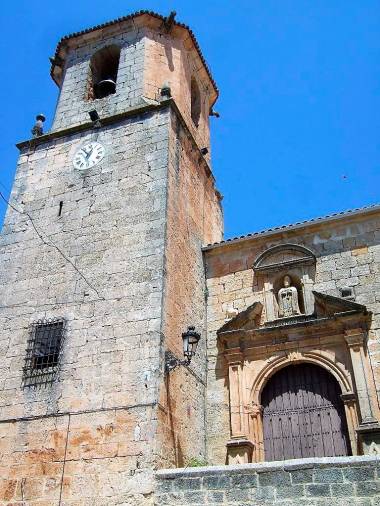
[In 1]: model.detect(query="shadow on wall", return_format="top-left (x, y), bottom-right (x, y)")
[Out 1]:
top-left (165, 373), bottom-right (185, 467)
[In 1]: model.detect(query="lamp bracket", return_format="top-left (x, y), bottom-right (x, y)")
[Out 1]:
top-left (165, 350), bottom-right (191, 373)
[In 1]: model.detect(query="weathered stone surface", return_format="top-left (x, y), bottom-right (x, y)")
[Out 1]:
top-left (155, 456), bottom-right (380, 505)
top-left (3, 8), bottom-right (380, 506)
top-left (0, 12), bottom-right (222, 506)
top-left (204, 209), bottom-right (380, 465)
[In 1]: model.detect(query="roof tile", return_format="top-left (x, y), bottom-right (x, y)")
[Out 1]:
top-left (50, 10), bottom-right (218, 94)
top-left (204, 203), bottom-right (380, 249)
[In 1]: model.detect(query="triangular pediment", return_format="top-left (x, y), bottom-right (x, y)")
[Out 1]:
top-left (313, 291), bottom-right (367, 317)
top-left (217, 292), bottom-right (368, 337)
top-left (218, 302), bottom-right (263, 333)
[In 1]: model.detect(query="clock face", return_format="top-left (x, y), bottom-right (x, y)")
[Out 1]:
top-left (73, 141), bottom-right (105, 170)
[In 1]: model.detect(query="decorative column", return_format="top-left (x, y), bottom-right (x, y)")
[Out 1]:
top-left (344, 329), bottom-right (380, 454)
top-left (225, 349), bottom-right (254, 464)
top-left (249, 404), bottom-right (264, 462)
top-left (341, 392), bottom-right (360, 455)
top-left (263, 281), bottom-right (276, 321)
top-left (301, 272), bottom-right (314, 315)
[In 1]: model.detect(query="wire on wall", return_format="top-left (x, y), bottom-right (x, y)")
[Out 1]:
top-left (0, 190), bottom-right (105, 300)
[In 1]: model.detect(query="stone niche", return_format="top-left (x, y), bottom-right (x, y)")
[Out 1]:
top-left (253, 243), bottom-right (316, 322)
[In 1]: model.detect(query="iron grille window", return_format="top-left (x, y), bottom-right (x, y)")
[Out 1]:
top-left (23, 319), bottom-right (65, 387)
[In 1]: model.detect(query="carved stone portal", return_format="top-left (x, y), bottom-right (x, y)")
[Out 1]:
top-left (218, 293), bottom-right (380, 463)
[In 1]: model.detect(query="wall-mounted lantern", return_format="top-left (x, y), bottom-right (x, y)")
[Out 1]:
top-left (165, 326), bottom-right (201, 373)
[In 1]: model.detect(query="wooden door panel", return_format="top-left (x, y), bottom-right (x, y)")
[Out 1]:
top-left (262, 364), bottom-right (351, 461)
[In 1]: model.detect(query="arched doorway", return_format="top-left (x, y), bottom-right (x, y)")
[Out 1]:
top-left (261, 363), bottom-right (351, 461)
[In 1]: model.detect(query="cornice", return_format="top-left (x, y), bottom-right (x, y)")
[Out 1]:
top-left (16, 100), bottom-right (161, 151)
top-left (219, 311), bottom-right (369, 352)
top-left (15, 98), bottom-right (218, 191)
top-left (203, 204), bottom-right (380, 252)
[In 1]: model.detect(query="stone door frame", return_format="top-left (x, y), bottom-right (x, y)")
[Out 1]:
top-left (261, 362), bottom-right (352, 460)
top-left (220, 322), bottom-right (380, 464)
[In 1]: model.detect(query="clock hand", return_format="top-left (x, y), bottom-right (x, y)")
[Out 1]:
top-left (85, 148), bottom-right (93, 159)
top-left (84, 149), bottom-right (93, 167)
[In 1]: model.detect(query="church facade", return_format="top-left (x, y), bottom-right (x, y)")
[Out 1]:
top-left (204, 206), bottom-right (380, 466)
top-left (0, 10), bottom-right (379, 505)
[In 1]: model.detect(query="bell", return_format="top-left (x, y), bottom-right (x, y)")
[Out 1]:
top-left (94, 78), bottom-right (116, 99)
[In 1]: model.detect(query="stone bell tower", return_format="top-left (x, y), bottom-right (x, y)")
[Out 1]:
top-left (0, 11), bottom-right (222, 505)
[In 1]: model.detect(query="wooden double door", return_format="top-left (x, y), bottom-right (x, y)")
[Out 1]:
top-left (262, 363), bottom-right (351, 461)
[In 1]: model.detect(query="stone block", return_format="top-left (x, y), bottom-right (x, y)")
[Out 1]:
top-left (356, 481), bottom-right (380, 497)
top-left (254, 485), bottom-right (276, 501)
top-left (206, 490), bottom-right (224, 503)
top-left (354, 500), bottom-right (376, 506)
top-left (276, 484), bottom-right (305, 498)
top-left (183, 491), bottom-right (206, 504)
top-left (229, 472), bottom-right (258, 488)
top-left (290, 469), bottom-right (314, 483)
top-left (157, 479), bottom-right (173, 494)
top-left (306, 484), bottom-right (331, 497)
top-left (330, 483), bottom-right (355, 497)
top-left (343, 466), bottom-right (375, 482)
top-left (175, 478), bottom-right (201, 491)
top-left (258, 471), bottom-right (291, 487)
top-left (202, 474), bottom-right (231, 489)
top-left (225, 487), bottom-right (251, 502)
top-left (156, 491), bottom-right (183, 505)
top-left (313, 468), bottom-right (343, 483)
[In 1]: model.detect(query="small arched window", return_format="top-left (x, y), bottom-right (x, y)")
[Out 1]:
top-left (88, 45), bottom-right (121, 100)
top-left (190, 77), bottom-right (201, 127)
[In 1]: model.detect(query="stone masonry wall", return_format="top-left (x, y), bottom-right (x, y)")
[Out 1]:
top-left (52, 15), bottom-right (216, 155)
top-left (155, 455), bottom-right (380, 505)
top-left (156, 110), bottom-right (222, 468)
top-left (0, 108), bottom-right (170, 505)
top-left (144, 28), bottom-right (214, 154)
top-left (0, 109), bottom-right (169, 418)
top-left (204, 211), bottom-right (380, 465)
top-left (0, 406), bottom-right (157, 505)
top-left (52, 19), bottom-right (146, 131)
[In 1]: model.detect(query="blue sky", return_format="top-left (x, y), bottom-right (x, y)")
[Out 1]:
top-left (0, 1), bottom-right (379, 238)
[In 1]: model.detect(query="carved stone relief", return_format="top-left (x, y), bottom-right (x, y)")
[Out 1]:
top-left (218, 292), bottom-right (380, 463)
top-left (278, 275), bottom-right (301, 318)
top-left (253, 244), bottom-right (316, 322)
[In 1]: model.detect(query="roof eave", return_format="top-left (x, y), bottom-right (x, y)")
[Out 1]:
top-left (203, 203), bottom-right (380, 252)
top-left (50, 10), bottom-right (219, 99)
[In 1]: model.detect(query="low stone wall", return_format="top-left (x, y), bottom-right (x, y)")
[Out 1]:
top-left (155, 455), bottom-right (380, 505)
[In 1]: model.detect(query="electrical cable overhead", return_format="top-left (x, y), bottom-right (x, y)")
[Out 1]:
top-left (0, 190), bottom-right (105, 300)
top-left (0, 179), bottom-right (11, 193)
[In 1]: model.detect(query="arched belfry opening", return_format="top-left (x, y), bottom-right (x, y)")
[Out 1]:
top-left (88, 45), bottom-right (121, 100)
top-left (190, 77), bottom-right (201, 127)
top-left (261, 363), bottom-right (351, 461)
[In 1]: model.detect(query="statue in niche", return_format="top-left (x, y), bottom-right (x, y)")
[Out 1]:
top-left (278, 275), bottom-right (301, 318)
